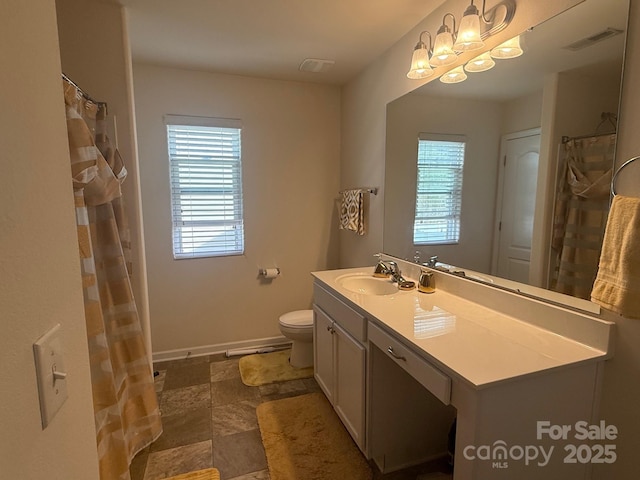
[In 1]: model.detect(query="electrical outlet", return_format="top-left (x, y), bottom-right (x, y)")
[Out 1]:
top-left (33, 324), bottom-right (68, 428)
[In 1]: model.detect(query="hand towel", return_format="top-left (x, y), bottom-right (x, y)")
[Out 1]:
top-left (338, 189), bottom-right (365, 235)
top-left (591, 195), bottom-right (640, 318)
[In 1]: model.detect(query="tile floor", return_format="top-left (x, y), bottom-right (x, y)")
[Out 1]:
top-left (130, 353), bottom-right (452, 480)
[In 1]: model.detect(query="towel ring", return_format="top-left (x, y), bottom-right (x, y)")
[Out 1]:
top-left (611, 156), bottom-right (640, 196)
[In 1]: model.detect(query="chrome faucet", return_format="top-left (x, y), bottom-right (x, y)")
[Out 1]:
top-left (373, 259), bottom-right (392, 278)
top-left (373, 259), bottom-right (404, 282)
top-left (373, 257), bottom-right (416, 290)
top-left (387, 261), bottom-right (406, 284)
top-left (425, 255), bottom-right (438, 268)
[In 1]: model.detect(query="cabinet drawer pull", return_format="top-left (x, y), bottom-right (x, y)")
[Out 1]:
top-left (327, 325), bottom-right (335, 334)
top-left (387, 346), bottom-right (406, 361)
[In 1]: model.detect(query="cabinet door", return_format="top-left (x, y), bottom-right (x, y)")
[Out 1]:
top-left (334, 322), bottom-right (366, 452)
top-left (313, 306), bottom-right (335, 403)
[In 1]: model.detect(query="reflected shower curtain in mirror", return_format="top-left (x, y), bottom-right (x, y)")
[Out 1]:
top-left (551, 135), bottom-right (615, 299)
top-left (64, 80), bottom-right (162, 480)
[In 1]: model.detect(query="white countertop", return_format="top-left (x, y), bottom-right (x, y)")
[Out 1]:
top-left (312, 267), bottom-right (610, 389)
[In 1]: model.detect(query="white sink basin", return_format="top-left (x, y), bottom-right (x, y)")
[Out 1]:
top-left (337, 273), bottom-right (398, 296)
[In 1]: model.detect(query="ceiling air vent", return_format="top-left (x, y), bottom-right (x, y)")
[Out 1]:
top-left (563, 27), bottom-right (624, 51)
top-left (299, 58), bottom-right (335, 73)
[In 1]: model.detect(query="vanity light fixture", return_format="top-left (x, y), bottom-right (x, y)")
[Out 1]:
top-left (490, 35), bottom-right (523, 59)
top-left (407, 31), bottom-right (435, 79)
top-left (464, 51), bottom-right (495, 72)
top-left (407, 0), bottom-right (516, 82)
top-left (440, 65), bottom-right (467, 84)
top-left (430, 14), bottom-right (458, 67)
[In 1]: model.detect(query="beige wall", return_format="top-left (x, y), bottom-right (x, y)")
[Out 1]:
top-left (502, 90), bottom-right (543, 134)
top-left (555, 66), bottom-right (623, 141)
top-left (342, 0), bottom-right (640, 477)
top-left (133, 64), bottom-right (341, 356)
top-left (0, 1), bottom-right (99, 478)
top-left (56, 0), bottom-right (153, 358)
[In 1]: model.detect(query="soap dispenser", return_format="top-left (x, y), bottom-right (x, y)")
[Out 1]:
top-left (418, 269), bottom-right (436, 294)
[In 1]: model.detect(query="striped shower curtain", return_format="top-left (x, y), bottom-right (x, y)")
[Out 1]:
top-left (64, 80), bottom-right (162, 480)
top-left (551, 135), bottom-right (615, 299)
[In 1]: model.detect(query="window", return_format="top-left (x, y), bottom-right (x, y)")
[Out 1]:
top-left (165, 115), bottom-right (244, 259)
top-left (413, 133), bottom-right (466, 245)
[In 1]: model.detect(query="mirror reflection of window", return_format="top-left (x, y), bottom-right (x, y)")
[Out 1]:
top-left (413, 134), bottom-right (466, 245)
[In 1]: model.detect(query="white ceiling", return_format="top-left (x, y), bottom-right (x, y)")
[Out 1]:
top-left (126, 0), bottom-right (444, 85)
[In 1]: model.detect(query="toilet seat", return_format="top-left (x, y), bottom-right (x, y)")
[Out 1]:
top-left (279, 310), bottom-right (313, 330)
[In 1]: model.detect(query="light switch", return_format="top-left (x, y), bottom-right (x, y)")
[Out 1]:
top-left (33, 324), bottom-right (68, 428)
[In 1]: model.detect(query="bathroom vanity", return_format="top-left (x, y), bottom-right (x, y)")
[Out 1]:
top-left (312, 258), bottom-right (614, 480)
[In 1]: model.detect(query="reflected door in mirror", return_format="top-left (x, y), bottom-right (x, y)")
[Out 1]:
top-left (493, 130), bottom-right (540, 283)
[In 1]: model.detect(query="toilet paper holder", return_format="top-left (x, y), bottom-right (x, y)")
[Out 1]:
top-left (258, 267), bottom-right (281, 278)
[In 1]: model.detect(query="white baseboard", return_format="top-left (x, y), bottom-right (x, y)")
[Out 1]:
top-left (152, 335), bottom-right (291, 363)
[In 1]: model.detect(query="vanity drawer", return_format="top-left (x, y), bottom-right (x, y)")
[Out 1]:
top-left (368, 322), bottom-right (451, 405)
top-left (314, 283), bottom-right (366, 342)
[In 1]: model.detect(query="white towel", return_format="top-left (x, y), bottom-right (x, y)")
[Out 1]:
top-left (591, 195), bottom-right (640, 318)
top-left (338, 190), bottom-right (365, 235)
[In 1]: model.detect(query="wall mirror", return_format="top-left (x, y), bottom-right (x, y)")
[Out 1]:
top-left (384, 0), bottom-right (629, 312)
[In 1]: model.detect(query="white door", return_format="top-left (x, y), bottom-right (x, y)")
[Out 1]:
top-left (493, 130), bottom-right (541, 283)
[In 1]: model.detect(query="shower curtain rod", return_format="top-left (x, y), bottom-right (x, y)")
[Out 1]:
top-left (62, 72), bottom-right (108, 112)
top-left (561, 131), bottom-right (616, 144)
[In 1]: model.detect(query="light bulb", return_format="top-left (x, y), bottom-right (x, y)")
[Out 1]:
top-left (464, 52), bottom-right (495, 72)
top-left (431, 27), bottom-right (457, 67)
top-left (453, 4), bottom-right (485, 52)
top-left (407, 44), bottom-right (434, 79)
top-left (490, 35), bottom-right (523, 59)
top-left (440, 66), bottom-right (468, 84)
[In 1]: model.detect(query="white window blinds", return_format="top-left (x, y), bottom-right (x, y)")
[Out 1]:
top-left (166, 115), bottom-right (244, 259)
top-left (413, 134), bottom-right (466, 245)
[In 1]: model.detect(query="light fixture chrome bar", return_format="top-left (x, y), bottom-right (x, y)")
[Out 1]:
top-left (480, 0), bottom-right (516, 39)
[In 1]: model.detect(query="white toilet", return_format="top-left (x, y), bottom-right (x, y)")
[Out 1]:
top-left (278, 309), bottom-right (314, 368)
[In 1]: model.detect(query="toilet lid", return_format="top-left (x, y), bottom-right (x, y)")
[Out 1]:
top-left (279, 309), bottom-right (313, 328)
